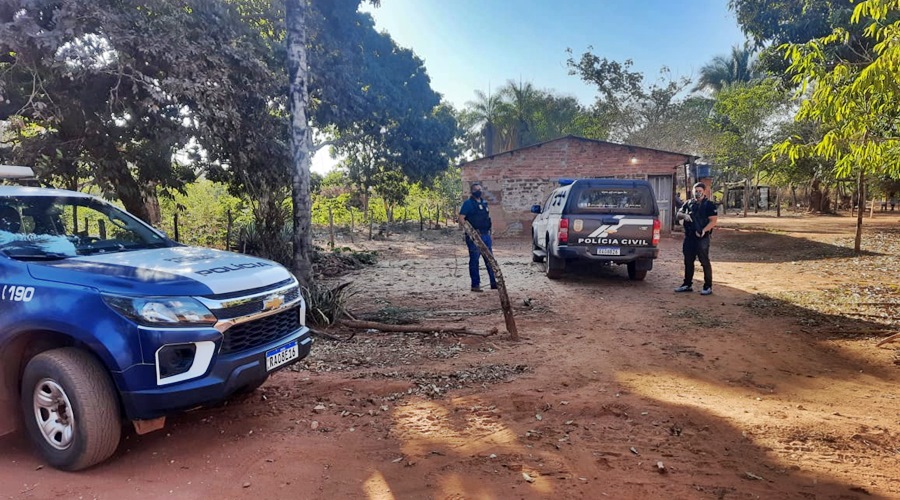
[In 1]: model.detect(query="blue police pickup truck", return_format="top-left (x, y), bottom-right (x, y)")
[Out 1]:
top-left (0, 166), bottom-right (312, 470)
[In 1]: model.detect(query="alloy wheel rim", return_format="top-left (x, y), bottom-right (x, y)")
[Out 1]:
top-left (32, 378), bottom-right (76, 450)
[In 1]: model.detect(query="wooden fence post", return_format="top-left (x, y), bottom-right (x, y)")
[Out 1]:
top-left (461, 221), bottom-right (518, 340)
top-left (226, 209), bottom-right (232, 250)
top-left (328, 206), bottom-right (335, 249)
top-left (173, 213), bottom-right (180, 242)
top-left (349, 210), bottom-right (356, 244)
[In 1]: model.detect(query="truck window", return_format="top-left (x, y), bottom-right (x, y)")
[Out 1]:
top-left (0, 196), bottom-right (168, 259)
top-left (570, 187), bottom-right (655, 215)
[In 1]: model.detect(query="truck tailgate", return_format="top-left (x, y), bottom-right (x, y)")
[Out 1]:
top-left (569, 215), bottom-right (656, 253)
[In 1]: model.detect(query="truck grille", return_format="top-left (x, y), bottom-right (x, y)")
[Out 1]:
top-left (214, 287), bottom-right (301, 320)
top-left (220, 307), bottom-right (300, 354)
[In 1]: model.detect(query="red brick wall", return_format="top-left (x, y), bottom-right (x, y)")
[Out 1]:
top-left (461, 137), bottom-right (689, 236)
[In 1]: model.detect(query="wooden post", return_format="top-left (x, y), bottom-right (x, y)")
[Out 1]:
top-left (226, 209), bottom-right (233, 251)
top-left (869, 184), bottom-right (875, 219)
top-left (173, 213), bottom-right (180, 242)
top-left (418, 205), bottom-right (424, 232)
top-left (98, 219), bottom-right (107, 240)
top-left (349, 210), bottom-right (356, 244)
top-left (461, 220), bottom-right (519, 341)
top-left (854, 170), bottom-right (864, 254)
top-left (434, 205), bottom-right (440, 228)
top-left (328, 206), bottom-right (335, 249)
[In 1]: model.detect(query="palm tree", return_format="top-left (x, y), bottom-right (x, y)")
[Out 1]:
top-left (694, 45), bottom-right (760, 93)
top-left (465, 89), bottom-right (505, 156)
top-left (499, 80), bottom-right (541, 150)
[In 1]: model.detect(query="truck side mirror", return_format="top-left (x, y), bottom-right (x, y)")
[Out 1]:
top-left (531, 204), bottom-right (542, 214)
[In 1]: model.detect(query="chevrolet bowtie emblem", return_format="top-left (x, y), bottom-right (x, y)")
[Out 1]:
top-left (263, 294), bottom-right (285, 311)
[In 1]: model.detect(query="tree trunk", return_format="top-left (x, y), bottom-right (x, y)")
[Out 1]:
top-left (790, 183), bottom-right (797, 212)
top-left (141, 181), bottom-right (162, 226)
top-left (753, 170), bottom-right (760, 214)
top-left (327, 206), bottom-right (335, 249)
top-left (742, 175), bottom-right (750, 218)
top-left (286, 0), bottom-right (314, 286)
top-left (110, 164), bottom-right (152, 223)
top-left (854, 170), bottom-right (864, 254)
top-left (776, 186), bottom-right (781, 218)
top-left (869, 185), bottom-right (875, 218)
top-left (349, 209), bottom-right (355, 244)
top-left (461, 221), bottom-right (519, 340)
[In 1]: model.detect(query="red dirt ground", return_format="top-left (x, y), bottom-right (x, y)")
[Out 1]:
top-left (2, 212), bottom-right (899, 499)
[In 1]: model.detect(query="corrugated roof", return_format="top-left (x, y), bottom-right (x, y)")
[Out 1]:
top-left (460, 135), bottom-right (699, 166)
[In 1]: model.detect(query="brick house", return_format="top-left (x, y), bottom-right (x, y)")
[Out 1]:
top-left (460, 135), bottom-right (699, 236)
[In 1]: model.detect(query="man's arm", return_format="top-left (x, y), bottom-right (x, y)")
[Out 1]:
top-left (700, 201), bottom-right (718, 236)
top-left (457, 214), bottom-right (466, 226)
top-left (702, 215), bottom-right (717, 236)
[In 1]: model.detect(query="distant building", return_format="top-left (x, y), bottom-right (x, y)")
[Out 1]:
top-left (460, 135), bottom-right (698, 236)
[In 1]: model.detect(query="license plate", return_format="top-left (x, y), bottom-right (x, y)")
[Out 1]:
top-left (266, 340), bottom-right (299, 371)
top-left (596, 247), bottom-right (621, 256)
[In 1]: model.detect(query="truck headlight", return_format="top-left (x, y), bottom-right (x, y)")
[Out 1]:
top-left (103, 295), bottom-right (217, 326)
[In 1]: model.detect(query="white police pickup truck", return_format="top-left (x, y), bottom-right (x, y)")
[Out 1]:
top-left (531, 178), bottom-right (661, 280)
top-left (0, 166), bottom-right (311, 470)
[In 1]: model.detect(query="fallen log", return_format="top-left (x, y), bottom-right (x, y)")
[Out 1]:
top-left (338, 319), bottom-right (497, 337)
top-left (460, 220), bottom-right (519, 340)
top-left (876, 332), bottom-right (900, 347)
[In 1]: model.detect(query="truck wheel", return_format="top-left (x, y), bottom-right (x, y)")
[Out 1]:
top-left (532, 233), bottom-right (545, 263)
top-left (545, 243), bottom-right (565, 279)
top-left (21, 348), bottom-right (122, 471)
top-left (627, 262), bottom-right (647, 281)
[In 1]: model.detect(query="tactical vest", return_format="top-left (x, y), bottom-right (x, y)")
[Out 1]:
top-left (467, 198), bottom-right (492, 230)
top-left (684, 199), bottom-right (712, 237)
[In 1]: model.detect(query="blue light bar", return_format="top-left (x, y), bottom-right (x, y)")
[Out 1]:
top-left (558, 178), bottom-right (574, 186)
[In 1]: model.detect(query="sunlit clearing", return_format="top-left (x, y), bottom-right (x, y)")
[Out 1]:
top-left (363, 470), bottom-right (395, 500)
top-left (392, 399), bottom-right (519, 457)
top-left (614, 369), bottom-right (869, 432)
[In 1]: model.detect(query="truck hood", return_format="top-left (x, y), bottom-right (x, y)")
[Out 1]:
top-left (28, 246), bottom-right (293, 296)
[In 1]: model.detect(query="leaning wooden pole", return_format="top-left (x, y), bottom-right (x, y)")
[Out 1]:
top-left (461, 221), bottom-right (519, 340)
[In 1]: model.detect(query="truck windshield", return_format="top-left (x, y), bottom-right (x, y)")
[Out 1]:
top-left (0, 195), bottom-right (169, 260)
top-left (571, 187), bottom-right (655, 215)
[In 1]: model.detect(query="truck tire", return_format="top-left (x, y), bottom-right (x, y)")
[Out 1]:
top-left (21, 348), bottom-right (122, 471)
top-left (545, 240), bottom-right (565, 279)
top-left (532, 232), bottom-right (545, 263)
top-left (627, 262), bottom-right (647, 281)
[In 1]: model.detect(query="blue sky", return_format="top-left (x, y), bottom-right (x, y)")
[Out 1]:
top-left (314, 0), bottom-right (748, 172)
top-left (362, 0), bottom-right (747, 107)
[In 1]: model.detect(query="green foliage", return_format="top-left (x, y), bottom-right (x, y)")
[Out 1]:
top-left (311, 165), bottom-right (461, 229)
top-left (157, 179), bottom-right (250, 249)
top-left (729, 0), bottom-right (864, 76)
top-left (566, 48), bottom-right (706, 152)
top-left (460, 81), bottom-right (597, 157)
top-left (694, 45), bottom-right (761, 93)
top-left (711, 79), bottom-right (790, 176)
top-left (774, 0), bottom-right (900, 180)
top-left (302, 281), bottom-right (354, 327)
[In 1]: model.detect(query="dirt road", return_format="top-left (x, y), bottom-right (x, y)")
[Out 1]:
top-left (2, 213), bottom-right (898, 499)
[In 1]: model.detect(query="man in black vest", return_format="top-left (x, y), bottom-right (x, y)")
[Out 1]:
top-left (458, 182), bottom-right (497, 292)
top-left (675, 182), bottom-right (718, 295)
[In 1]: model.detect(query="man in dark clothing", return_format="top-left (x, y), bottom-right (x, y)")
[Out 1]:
top-left (675, 182), bottom-right (718, 295)
top-left (458, 182), bottom-right (497, 292)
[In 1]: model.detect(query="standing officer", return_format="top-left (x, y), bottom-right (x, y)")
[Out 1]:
top-left (458, 182), bottom-right (497, 292)
top-left (675, 182), bottom-right (718, 295)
